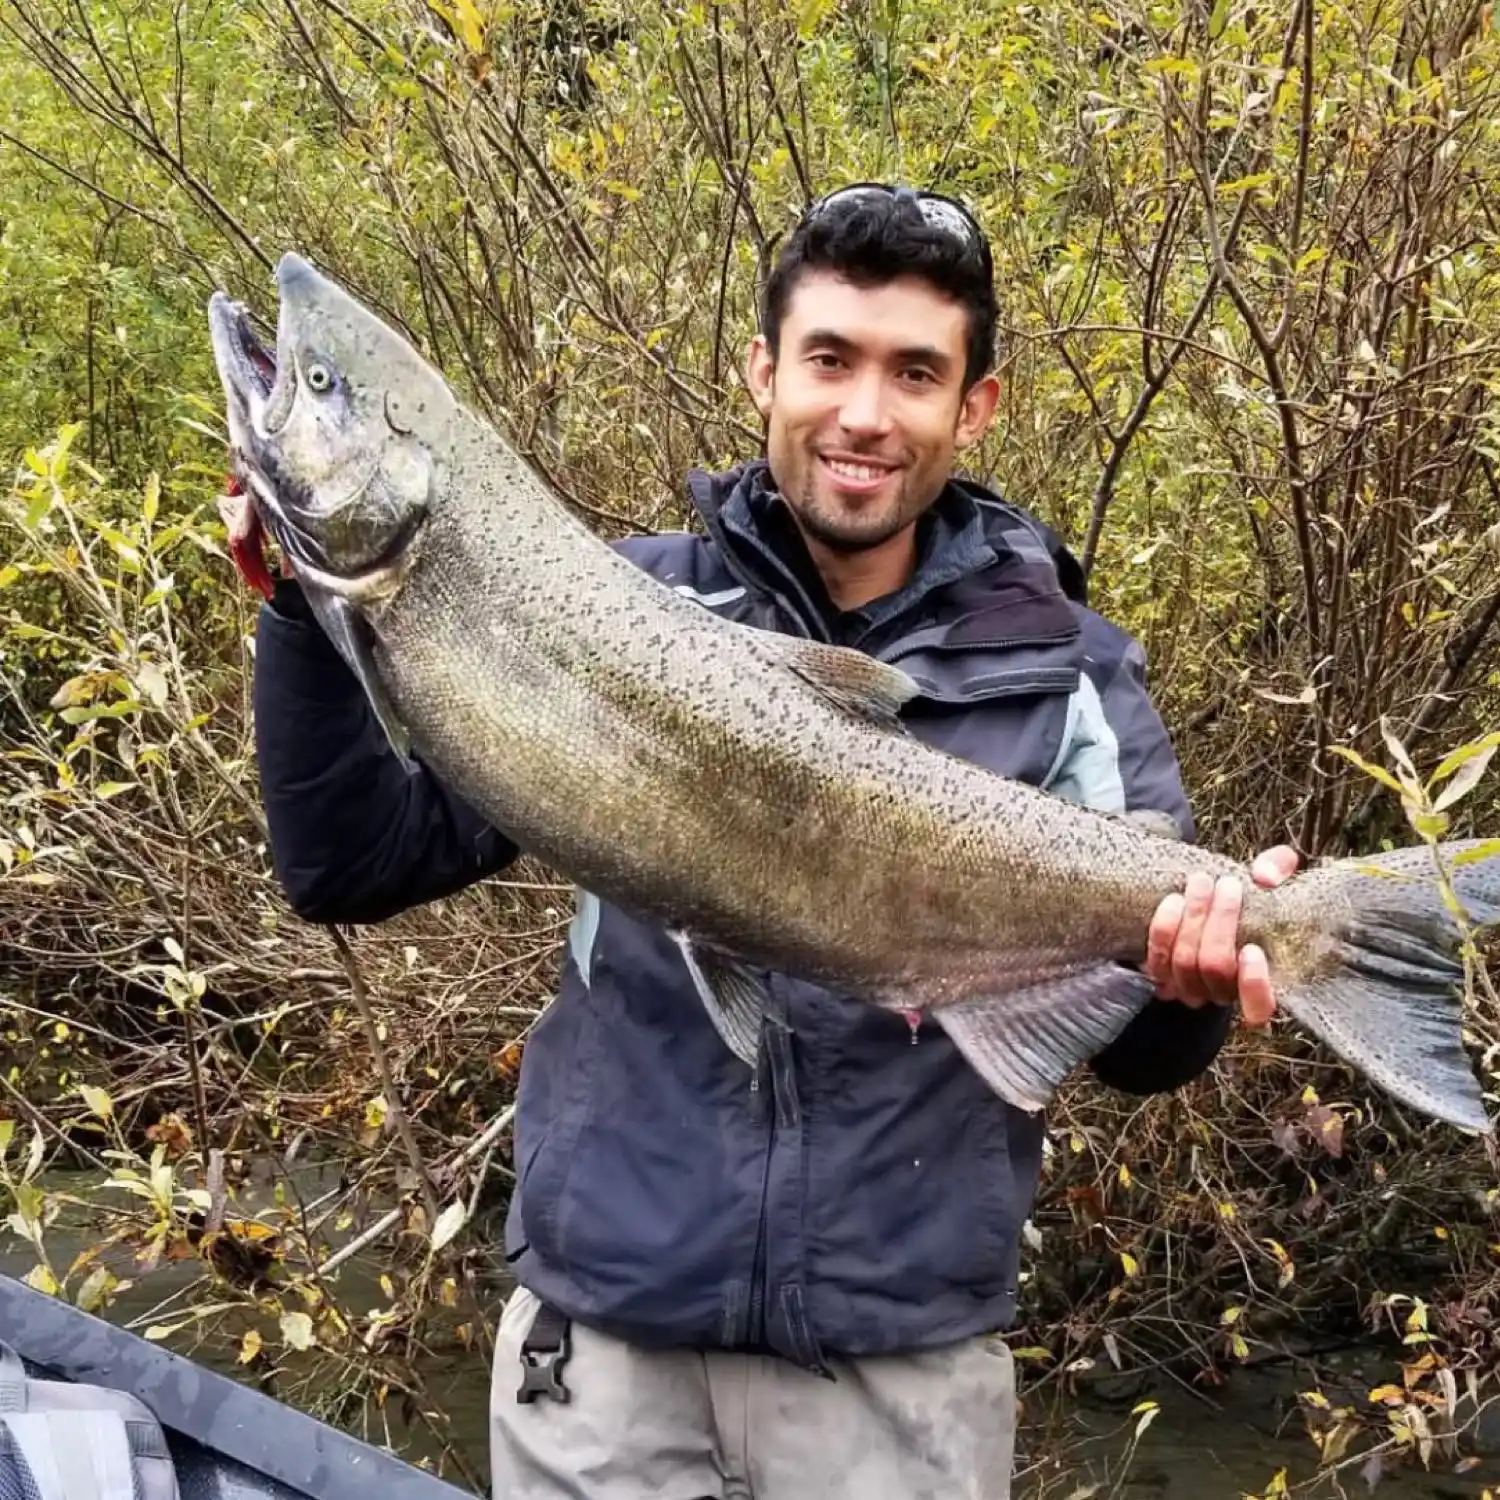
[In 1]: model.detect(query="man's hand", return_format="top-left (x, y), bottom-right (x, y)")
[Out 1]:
top-left (1144, 845), bottom-right (1300, 1026)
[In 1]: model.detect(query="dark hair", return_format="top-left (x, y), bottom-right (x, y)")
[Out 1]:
top-left (759, 186), bottom-right (999, 389)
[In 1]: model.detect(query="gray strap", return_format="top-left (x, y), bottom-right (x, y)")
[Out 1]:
top-left (0, 1420), bottom-right (166, 1461)
top-left (0, 1341), bottom-right (25, 1414)
top-left (1, 1411), bottom-right (138, 1500)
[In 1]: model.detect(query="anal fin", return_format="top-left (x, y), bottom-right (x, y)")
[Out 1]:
top-left (675, 934), bottom-right (777, 1066)
top-left (933, 965), bottom-right (1158, 1113)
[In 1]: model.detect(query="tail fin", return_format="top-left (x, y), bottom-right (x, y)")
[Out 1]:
top-left (1275, 840), bottom-right (1498, 1133)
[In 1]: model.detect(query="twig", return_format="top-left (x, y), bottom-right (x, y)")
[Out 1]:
top-left (316, 1103), bottom-right (517, 1275)
top-left (329, 926), bottom-right (439, 1225)
top-left (0, 1071), bottom-right (112, 1175)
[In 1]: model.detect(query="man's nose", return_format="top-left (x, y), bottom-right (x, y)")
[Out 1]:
top-left (838, 369), bottom-right (894, 435)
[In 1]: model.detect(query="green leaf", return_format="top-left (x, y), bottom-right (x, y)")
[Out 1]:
top-left (1431, 743), bottom-right (1496, 812)
top-left (1406, 807), bottom-right (1449, 842)
top-left (1451, 838), bottom-right (1500, 867)
top-left (24, 488), bottom-right (52, 529)
top-left (1207, 0), bottom-right (1230, 39)
top-left (1328, 745), bottom-right (1406, 798)
top-left (1430, 731), bottom-right (1500, 784)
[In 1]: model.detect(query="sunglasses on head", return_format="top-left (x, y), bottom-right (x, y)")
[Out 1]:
top-left (801, 183), bottom-right (991, 266)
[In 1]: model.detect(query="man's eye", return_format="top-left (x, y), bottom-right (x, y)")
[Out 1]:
top-left (904, 367), bottom-right (936, 384)
top-left (809, 353), bottom-right (843, 369)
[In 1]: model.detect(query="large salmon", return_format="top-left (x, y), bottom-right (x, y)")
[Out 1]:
top-left (208, 254), bottom-right (1497, 1134)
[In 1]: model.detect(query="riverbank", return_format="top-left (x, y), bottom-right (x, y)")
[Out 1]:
top-left (4, 1180), bottom-right (1497, 1499)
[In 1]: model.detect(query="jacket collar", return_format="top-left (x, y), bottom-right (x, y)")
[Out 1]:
top-left (685, 459), bottom-right (1086, 643)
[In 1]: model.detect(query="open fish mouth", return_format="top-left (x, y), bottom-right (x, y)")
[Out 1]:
top-left (207, 292), bottom-right (279, 421)
top-left (207, 292), bottom-right (283, 597)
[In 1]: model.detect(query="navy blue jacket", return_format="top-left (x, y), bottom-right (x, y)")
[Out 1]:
top-left (252, 461), bottom-right (1230, 1368)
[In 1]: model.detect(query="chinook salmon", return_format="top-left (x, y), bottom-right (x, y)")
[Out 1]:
top-left (208, 254), bottom-right (1497, 1134)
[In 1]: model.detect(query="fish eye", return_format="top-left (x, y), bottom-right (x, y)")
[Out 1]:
top-left (305, 360), bottom-right (335, 394)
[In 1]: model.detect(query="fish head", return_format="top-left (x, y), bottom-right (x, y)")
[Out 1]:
top-left (207, 252), bottom-right (450, 604)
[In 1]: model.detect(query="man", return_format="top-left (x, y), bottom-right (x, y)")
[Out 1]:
top-left (251, 185), bottom-right (1296, 1498)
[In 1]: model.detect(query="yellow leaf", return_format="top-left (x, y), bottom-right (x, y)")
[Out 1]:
top-left (1369, 1384), bottom-right (1406, 1405)
top-left (23, 1265), bottom-right (59, 1296)
top-left (75, 1267), bottom-right (115, 1313)
top-left (1119, 1251), bottom-right (1139, 1278)
top-left (364, 1095), bottom-right (388, 1131)
top-left (1327, 745), bottom-right (1406, 797)
top-left (239, 1328), bottom-right (263, 1364)
top-left (1217, 171), bottom-right (1276, 196)
top-left (1118, 1163), bottom-right (1132, 1187)
top-left (143, 472), bottom-right (160, 524)
top-left (451, 0), bottom-right (485, 52)
top-left (280, 1311), bottom-right (315, 1351)
top-left (79, 1084), bottom-right (113, 1120)
top-left (50, 674), bottom-right (101, 710)
top-left (1221, 1304), bottom-right (1243, 1325)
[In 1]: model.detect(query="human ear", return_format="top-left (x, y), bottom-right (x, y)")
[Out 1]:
top-left (746, 333), bottom-right (776, 419)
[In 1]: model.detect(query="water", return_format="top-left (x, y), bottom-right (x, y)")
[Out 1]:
top-left (4, 1208), bottom-right (1496, 1498)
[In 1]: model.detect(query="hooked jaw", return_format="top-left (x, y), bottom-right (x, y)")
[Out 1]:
top-left (207, 292), bottom-right (282, 598)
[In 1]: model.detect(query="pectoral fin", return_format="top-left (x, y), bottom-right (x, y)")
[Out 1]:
top-left (675, 934), bottom-right (776, 1066)
top-left (775, 639), bottom-right (920, 731)
top-left (304, 584), bottom-right (413, 767)
top-left (933, 965), bottom-right (1157, 1113)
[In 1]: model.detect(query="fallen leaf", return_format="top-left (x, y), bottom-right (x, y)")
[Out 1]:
top-left (280, 1311), bottom-right (314, 1351)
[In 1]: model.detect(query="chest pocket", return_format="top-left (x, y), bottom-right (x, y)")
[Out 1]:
top-left (883, 639), bottom-right (1082, 789)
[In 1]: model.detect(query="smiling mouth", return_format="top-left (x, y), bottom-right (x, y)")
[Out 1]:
top-left (819, 454), bottom-right (900, 491)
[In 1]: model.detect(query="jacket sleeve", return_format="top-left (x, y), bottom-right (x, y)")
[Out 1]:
top-left (1048, 620), bottom-right (1233, 1096)
top-left (252, 577), bottom-right (520, 924)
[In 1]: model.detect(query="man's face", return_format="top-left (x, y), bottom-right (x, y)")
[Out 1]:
top-left (746, 269), bottom-right (998, 556)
